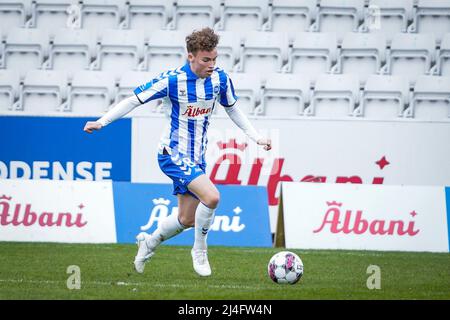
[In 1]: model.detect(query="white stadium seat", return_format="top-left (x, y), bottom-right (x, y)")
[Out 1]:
top-left (363, 0), bottom-right (414, 45)
top-left (410, 0), bottom-right (450, 44)
top-left (384, 33), bottom-right (436, 84)
top-left (4, 27), bottom-right (49, 77)
top-left (308, 73), bottom-right (360, 118)
top-left (359, 74), bottom-right (409, 119)
top-left (334, 32), bottom-right (387, 85)
top-left (169, 0), bottom-right (220, 31)
top-left (92, 29), bottom-right (145, 79)
top-left (437, 33), bottom-right (450, 76)
top-left (0, 70), bottom-right (21, 113)
top-left (126, 0), bottom-right (171, 31)
top-left (0, 0), bottom-right (30, 30)
top-left (45, 28), bottom-right (97, 76)
top-left (28, 0), bottom-right (74, 36)
top-left (235, 31), bottom-right (288, 75)
top-left (312, 0), bottom-right (365, 43)
top-left (80, 0), bottom-right (127, 34)
top-left (20, 69), bottom-right (68, 114)
top-left (215, 72), bottom-right (262, 117)
top-left (259, 73), bottom-right (311, 117)
top-left (66, 70), bottom-right (116, 115)
top-left (215, 0), bottom-right (269, 32)
top-left (408, 75), bottom-right (450, 120)
top-left (216, 31), bottom-right (240, 71)
top-left (285, 32), bottom-right (337, 83)
top-left (262, 0), bottom-right (317, 41)
top-left (144, 30), bottom-right (186, 74)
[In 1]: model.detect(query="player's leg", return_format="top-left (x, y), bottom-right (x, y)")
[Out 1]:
top-left (187, 174), bottom-right (220, 276)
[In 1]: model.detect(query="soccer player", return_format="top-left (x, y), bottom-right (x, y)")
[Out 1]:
top-left (83, 28), bottom-right (272, 277)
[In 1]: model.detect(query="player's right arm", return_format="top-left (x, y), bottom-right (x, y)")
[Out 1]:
top-left (83, 73), bottom-right (169, 134)
top-left (83, 95), bottom-right (140, 133)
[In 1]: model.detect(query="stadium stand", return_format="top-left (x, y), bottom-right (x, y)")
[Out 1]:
top-left (359, 74), bottom-right (410, 119)
top-left (408, 75), bottom-right (450, 120)
top-left (44, 28), bottom-right (96, 76)
top-left (126, 0), bottom-right (172, 31)
top-left (0, 0), bottom-right (448, 121)
top-left (308, 73), bottom-right (360, 118)
top-left (259, 73), bottom-right (311, 117)
top-left (20, 69), bottom-right (68, 114)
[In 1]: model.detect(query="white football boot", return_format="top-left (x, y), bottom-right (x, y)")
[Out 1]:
top-left (191, 248), bottom-right (212, 277)
top-left (133, 232), bottom-right (155, 274)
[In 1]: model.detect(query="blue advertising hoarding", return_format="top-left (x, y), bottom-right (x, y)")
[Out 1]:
top-left (0, 116), bottom-right (131, 181)
top-left (113, 182), bottom-right (272, 247)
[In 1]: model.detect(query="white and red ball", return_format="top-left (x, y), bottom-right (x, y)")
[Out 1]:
top-left (268, 251), bottom-right (304, 284)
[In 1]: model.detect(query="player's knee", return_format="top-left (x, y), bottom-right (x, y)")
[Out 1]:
top-left (178, 214), bottom-right (194, 227)
top-left (204, 191), bottom-right (220, 209)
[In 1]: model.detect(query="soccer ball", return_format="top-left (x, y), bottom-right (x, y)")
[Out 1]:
top-left (267, 251), bottom-right (304, 284)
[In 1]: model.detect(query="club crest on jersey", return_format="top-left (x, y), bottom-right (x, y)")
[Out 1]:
top-left (182, 105), bottom-right (212, 117)
top-left (213, 85), bottom-right (220, 94)
top-left (179, 89), bottom-right (186, 96)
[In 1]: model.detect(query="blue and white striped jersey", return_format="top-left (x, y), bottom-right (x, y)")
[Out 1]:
top-left (134, 62), bottom-right (237, 167)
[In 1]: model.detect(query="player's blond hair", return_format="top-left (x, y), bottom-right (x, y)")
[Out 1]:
top-left (185, 27), bottom-right (219, 55)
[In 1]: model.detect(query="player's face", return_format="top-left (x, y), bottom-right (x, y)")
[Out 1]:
top-left (188, 49), bottom-right (218, 78)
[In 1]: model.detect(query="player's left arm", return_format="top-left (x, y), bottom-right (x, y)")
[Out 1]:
top-left (224, 104), bottom-right (272, 151)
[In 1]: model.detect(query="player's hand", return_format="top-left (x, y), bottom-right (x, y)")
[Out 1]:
top-left (257, 138), bottom-right (272, 151)
top-left (83, 121), bottom-right (102, 134)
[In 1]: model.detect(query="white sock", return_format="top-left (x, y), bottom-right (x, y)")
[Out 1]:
top-left (193, 203), bottom-right (215, 251)
top-left (148, 212), bottom-right (187, 249)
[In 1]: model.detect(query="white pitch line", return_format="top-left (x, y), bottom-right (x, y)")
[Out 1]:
top-left (0, 279), bottom-right (274, 291)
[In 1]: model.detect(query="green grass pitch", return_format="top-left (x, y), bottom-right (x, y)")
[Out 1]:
top-left (0, 242), bottom-right (448, 300)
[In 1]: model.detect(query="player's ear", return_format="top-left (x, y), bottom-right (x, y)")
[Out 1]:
top-left (187, 52), bottom-right (195, 62)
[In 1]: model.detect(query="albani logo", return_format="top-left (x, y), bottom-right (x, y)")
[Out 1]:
top-left (312, 201), bottom-right (420, 236)
top-left (182, 105), bottom-right (212, 117)
top-left (210, 139), bottom-right (391, 206)
top-left (0, 195), bottom-right (88, 228)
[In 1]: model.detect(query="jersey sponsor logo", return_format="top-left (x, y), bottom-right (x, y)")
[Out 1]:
top-left (181, 105), bottom-right (212, 118)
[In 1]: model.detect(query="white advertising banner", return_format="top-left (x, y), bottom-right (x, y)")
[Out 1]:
top-left (131, 115), bottom-right (450, 232)
top-left (0, 180), bottom-right (116, 243)
top-left (281, 182), bottom-right (449, 252)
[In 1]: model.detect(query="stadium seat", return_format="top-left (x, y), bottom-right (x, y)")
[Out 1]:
top-left (80, 0), bottom-right (127, 34)
top-left (0, 70), bottom-right (21, 113)
top-left (20, 69), bottom-right (68, 114)
top-left (235, 31), bottom-right (288, 75)
top-left (144, 30), bottom-right (186, 74)
top-left (334, 32), bottom-right (387, 85)
top-left (311, 0), bottom-right (365, 43)
top-left (4, 27), bottom-right (49, 77)
top-left (66, 70), bottom-right (116, 115)
top-left (308, 73), bottom-right (360, 118)
top-left (258, 73), bottom-right (311, 117)
top-left (28, 0), bottom-right (74, 37)
top-left (358, 74), bottom-right (409, 119)
top-left (168, 0), bottom-right (220, 31)
top-left (362, 0), bottom-right (414, 45)
top-left (284, 32), bottom-right (337, 83)
top-left (126, 0), bottom-right (171, 31)
top-left (408, 75), bottom-right (450, 120)
top-left (44, 28), bottom-right (96, 76)
top-left (91, 29), bottom-right (145, 80)
top-left (0, 0), bottom-right (30, 30)
top-left (215, 0), bottom-right (269, 32)
top-left (409, 0), bottom-right (450, 44)
top-left (262, 0), bottom-right (317, 41)
top-left (383, 33), bottom-right (436, 85)
top-left (216, 31), bottom-right (240, 71)
top-left (436, 33), bottom-right (450, 76)
top-left (116, 70), bottom-right (162, 115)
top-left (215, 72), bottom-right (262, 117)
